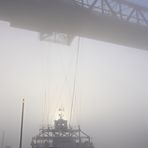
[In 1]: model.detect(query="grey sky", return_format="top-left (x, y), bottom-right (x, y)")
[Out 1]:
top-left (0, 1), bottom-right (148, 148)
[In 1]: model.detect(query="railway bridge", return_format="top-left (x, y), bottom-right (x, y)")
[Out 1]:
top-left (0, 0), bottom-right (148, 49)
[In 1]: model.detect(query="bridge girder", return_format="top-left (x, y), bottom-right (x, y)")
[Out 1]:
top-left (74, 0), bottom-right (148, 27)
top-left (0, 0), bottom-right (148, 50)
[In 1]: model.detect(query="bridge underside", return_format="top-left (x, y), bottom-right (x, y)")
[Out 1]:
top-left (0, 0), bottom-right (148, 50)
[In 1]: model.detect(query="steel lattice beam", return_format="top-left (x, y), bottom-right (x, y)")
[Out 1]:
top-left (73, 0), bottom-right (148, 26)
top-left (0, 0), bottom-right (148, 49)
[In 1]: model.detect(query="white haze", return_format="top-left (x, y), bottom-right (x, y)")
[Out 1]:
top-left (0, 20), bottom-right (148, 148)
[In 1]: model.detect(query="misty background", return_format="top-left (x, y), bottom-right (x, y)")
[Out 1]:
top-left (0, 1), bottom-right (148, 148)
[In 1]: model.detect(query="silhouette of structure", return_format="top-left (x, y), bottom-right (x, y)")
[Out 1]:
top-left (31, 109), bottom-right (94, 148)
top-left (0, 0), bottom-right (148, 49)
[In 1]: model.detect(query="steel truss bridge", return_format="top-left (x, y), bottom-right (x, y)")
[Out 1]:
top-left (0, 0), bottom-right (148, 49)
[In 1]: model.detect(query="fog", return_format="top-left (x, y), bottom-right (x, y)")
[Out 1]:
top-left (0, 20), bottom-right (148, 148)
top-left (0, 0), bottom-right (148, 147)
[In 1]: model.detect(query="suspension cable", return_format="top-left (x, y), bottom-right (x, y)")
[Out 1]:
top-left (69, 37), bottom-right (80, 126)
